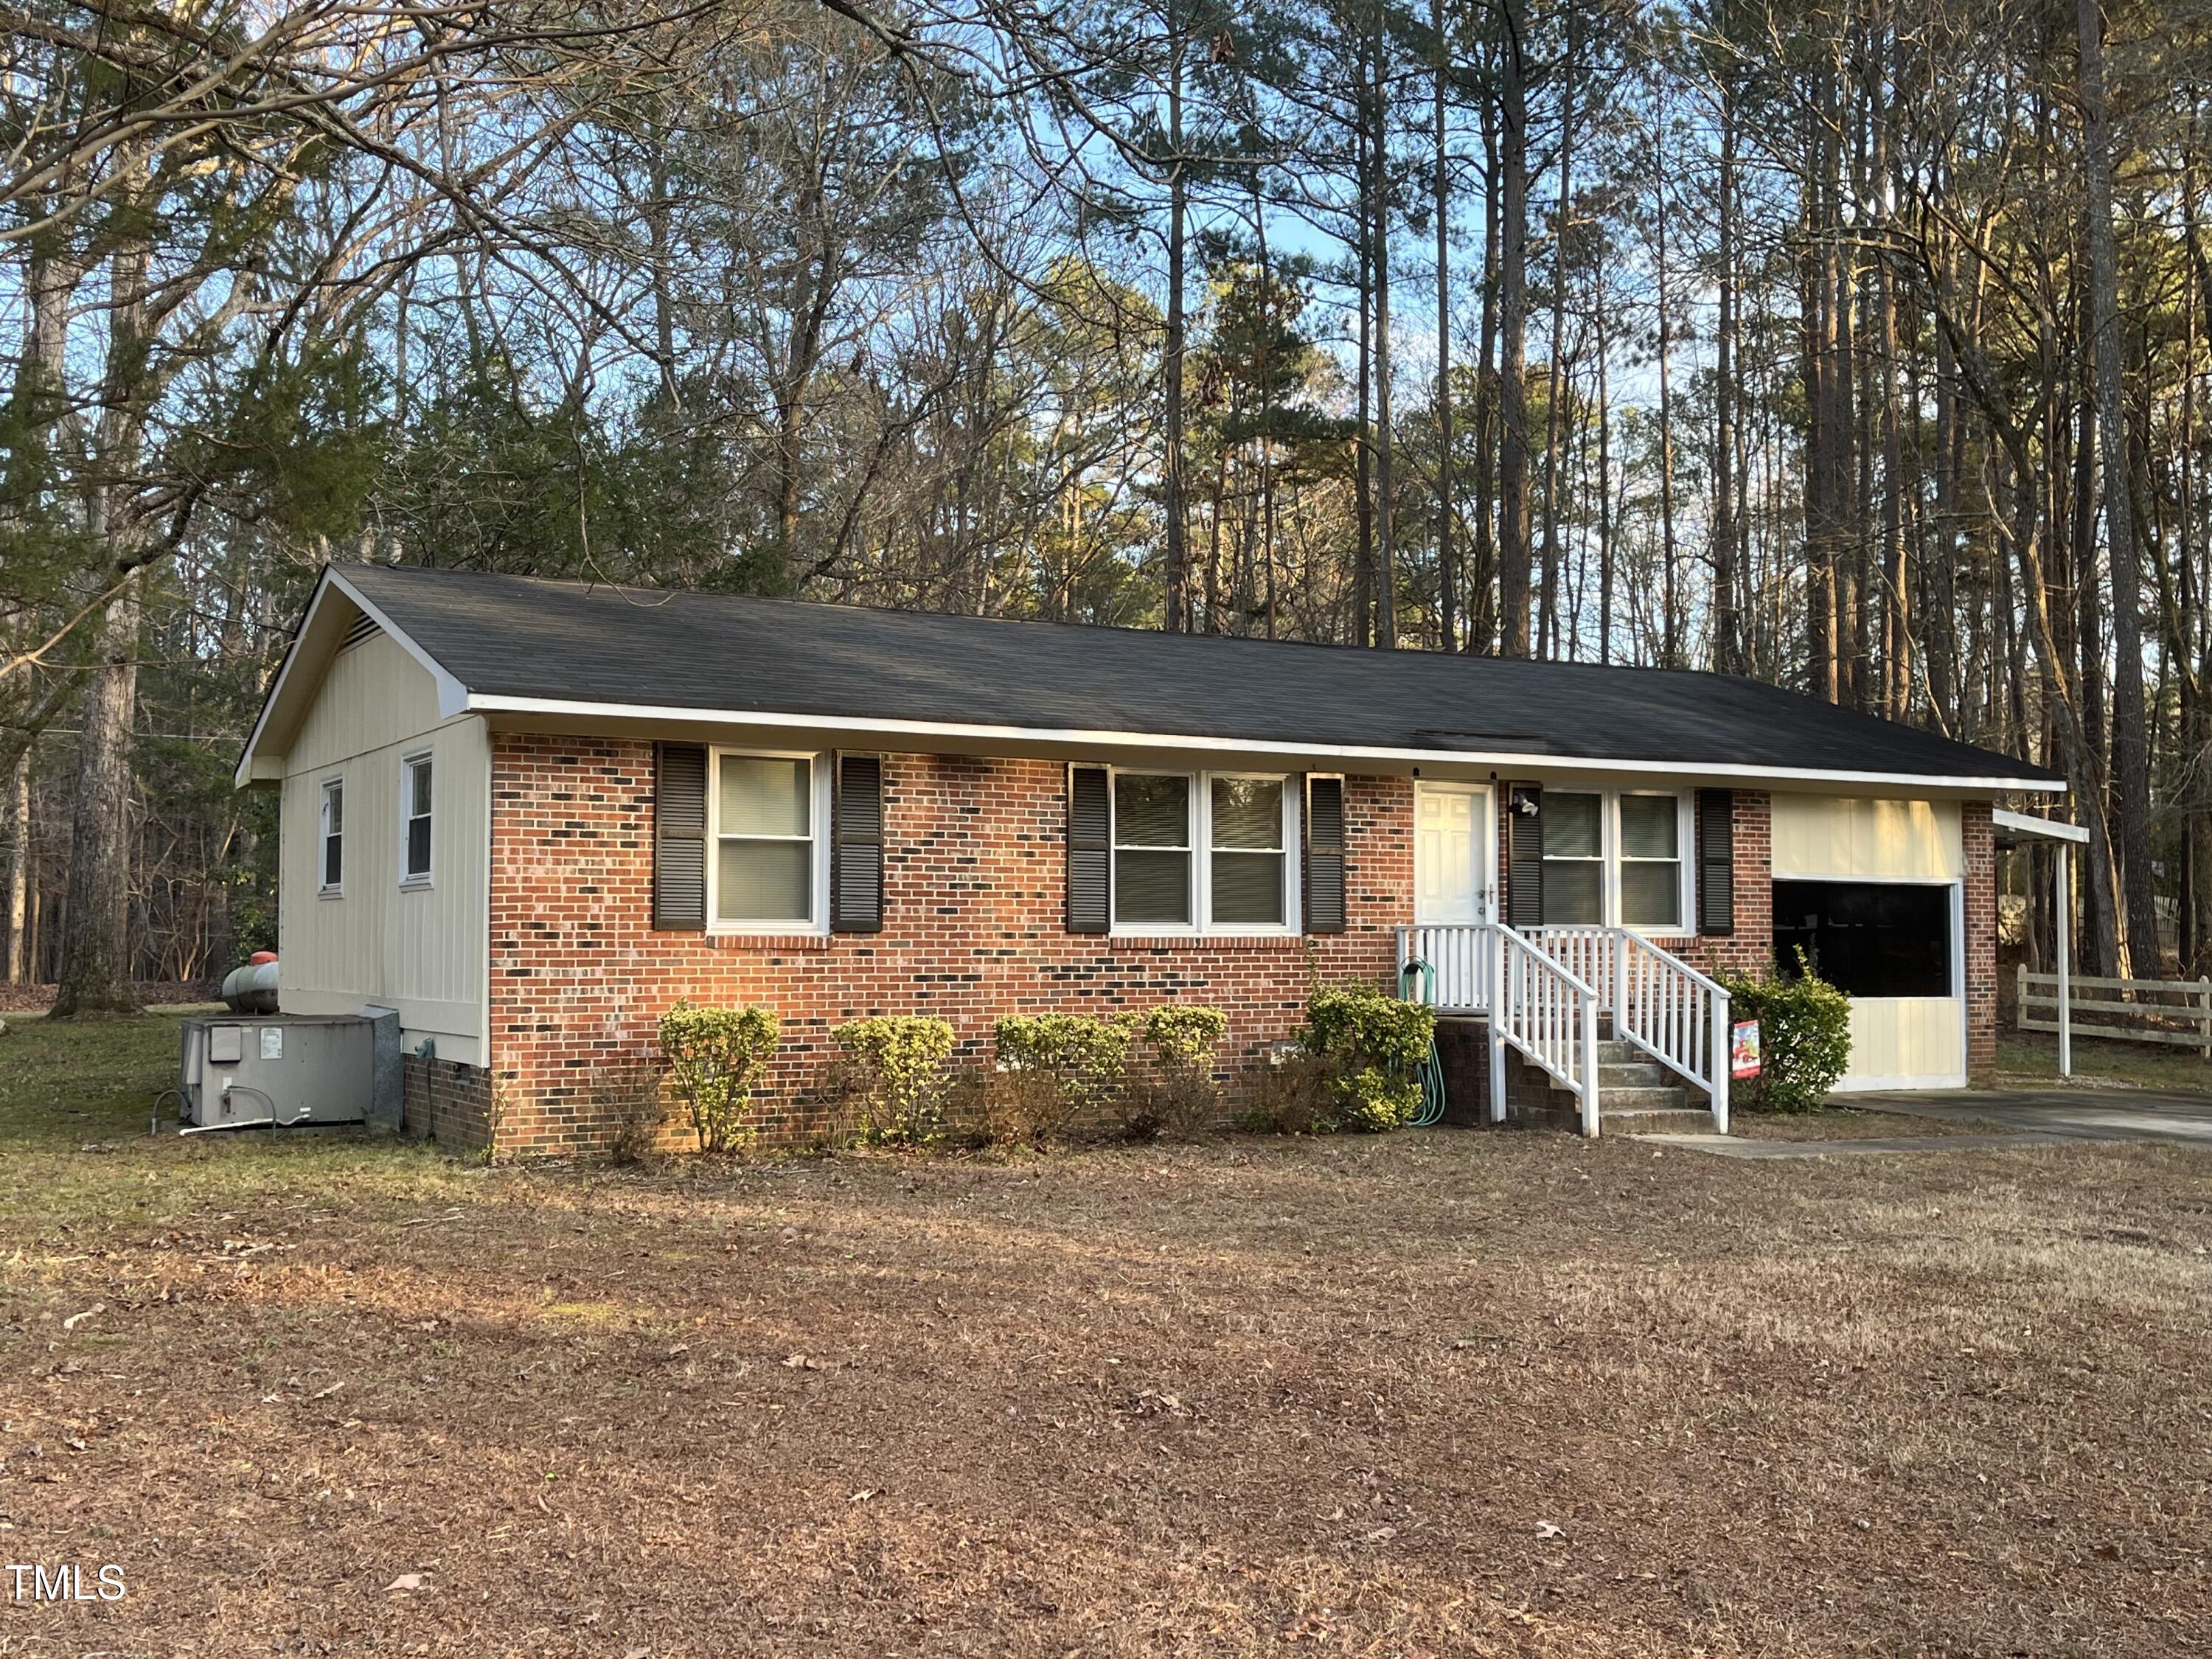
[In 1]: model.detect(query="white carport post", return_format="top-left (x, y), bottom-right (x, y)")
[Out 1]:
top-left (1993, 809), bottom-right (2090, 1080)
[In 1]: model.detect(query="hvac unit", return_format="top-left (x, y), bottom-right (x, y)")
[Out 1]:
top-left (175, 1011), bottom-right (402, 1134)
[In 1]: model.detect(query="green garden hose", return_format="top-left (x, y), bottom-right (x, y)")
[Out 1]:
top-left (1397, 959), bottom-right (1449, 1128)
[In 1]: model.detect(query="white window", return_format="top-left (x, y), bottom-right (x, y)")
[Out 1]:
top-left (400, 753), bottom-right (434, 886)
top-left (1541, 792), bottom-right (1604, 923)
top-left (1111, 769), bottom-right (1295, 933)
top-left (1617, 792), bottom-right (1683, 930)
top-left (1538, 789), bottom-right (1688, 932)
top-left (1114, 773), bottom-right (1192, 925)
top-left (1209, 776), bottom-right (1287, 925)
top-left (712, 752), bottom-right (819, 929)
top-left (319, 778), bottom-right (344, 895)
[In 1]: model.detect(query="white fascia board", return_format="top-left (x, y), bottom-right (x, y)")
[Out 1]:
top-left (231, 566), bottom-right (472, 789)
top-left (324, 569), bottom-right (470, 717)
top-left (1992, 807), bottom-right (2090, 844)
top-left (466, 692), bottom-right (2067, 796)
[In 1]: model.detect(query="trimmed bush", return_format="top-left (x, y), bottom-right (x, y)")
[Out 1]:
top-left (658, 1000), bottom-right (779, 1153)
top-left (992, 1012), bottom-right (1137, 1142)
top-left (1721, 954), bottom-right (1853, 1113)
top-left (1297, 984), bottom-right (1436, 1133)
top-left (1124, 1005), bottom-right (1231, 1140)
top-left (832, 1015), bottom-right (958, 1148)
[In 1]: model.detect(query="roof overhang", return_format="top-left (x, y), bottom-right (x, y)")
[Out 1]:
top-left (234, 566), bottom-right (472, 788)
top-left (1992, 807), bottom-right (2091, 845)
top-left (234, 566), bottom-right (2067, 799)
top-left (470, 692), bottom-right (2068, 797)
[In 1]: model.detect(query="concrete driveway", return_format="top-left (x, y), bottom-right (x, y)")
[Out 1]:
top-left (1854, 1086), bottom-right (2212, 1146)
top-left (1646, 1085), bottom-right (2212, 1158)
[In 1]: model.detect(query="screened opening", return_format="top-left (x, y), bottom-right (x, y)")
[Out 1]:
top-left (1209, 776), bottom-right (1285, 925)
top-left (716, 754), bottom-right (813, 925)
top-left (1114, 773), bottom-right (1192, 925)
top-left (1773, 880), bottom-right (1952, 998)
top-left (1541, 792), bottom-right (1603, 923)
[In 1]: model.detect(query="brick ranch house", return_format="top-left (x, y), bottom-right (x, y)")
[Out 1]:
top-left (234, 565), bottom-right (2065, 1155)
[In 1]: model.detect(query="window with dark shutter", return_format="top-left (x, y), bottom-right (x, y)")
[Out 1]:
top-left (1697, 788), bottom-right (1735, 936)
top-left (653, 743), bottom-right (708, 931)
top-left (832, 754), bottom-right (885, 933)
top-left (1506, 785), bottom-right (1545, 928)
top-left (1066, 765), bottom-right (1110, 933)
top-left (1304, 775), bottom-right (1345, 934)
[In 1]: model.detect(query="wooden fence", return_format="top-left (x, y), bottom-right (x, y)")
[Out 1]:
top-left (2015, 966), bottom-right (2212, 1054)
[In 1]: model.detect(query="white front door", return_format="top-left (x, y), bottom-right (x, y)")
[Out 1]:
top-left (1415, 783), bottom-right (1490, 924)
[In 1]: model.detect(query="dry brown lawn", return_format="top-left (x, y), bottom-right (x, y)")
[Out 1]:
top-left (4, 1012), bottom-right (2210, 1657)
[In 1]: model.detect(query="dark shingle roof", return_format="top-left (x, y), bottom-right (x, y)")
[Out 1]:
top-left (332, 564), bottom-right (2059, 786)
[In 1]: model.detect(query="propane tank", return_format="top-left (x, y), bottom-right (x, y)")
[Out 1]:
top-left (220, 956), bottom-right (280, 1014)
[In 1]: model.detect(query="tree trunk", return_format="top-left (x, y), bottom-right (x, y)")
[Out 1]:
top-left (53, 568), bottom-right (145, 1017)
top-left (1373, 4), bottom-right (1396, 650)
top-left (1433, 0), bottom-right (1454, 653)
top-left (5, 744), bottom-right (29, 984)
top-left (1712, 58), bottom-right (1742, 675)
top-left (1164, 8), bottom-right (1191, 633)
top-left (1496, 0), bottom-right (1531, 657)
top-left (2078, 0), bottom-right (2162, 973)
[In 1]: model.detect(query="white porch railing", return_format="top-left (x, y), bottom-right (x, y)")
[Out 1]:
top-left (1397, 923), bottom-right (1496, 1014)
top-left (1395, 922), bottom-right (1732, 1135)
top-left (1526, 925), bottom-right (1731, 1134)
top-left (1396, 923), bottom-right (1601, 1135)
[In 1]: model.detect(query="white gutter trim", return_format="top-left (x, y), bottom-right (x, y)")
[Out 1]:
top-left (1992, 807), bottom-right (2090, 844)
top-left (466, 692), bottom-right (2067, 795)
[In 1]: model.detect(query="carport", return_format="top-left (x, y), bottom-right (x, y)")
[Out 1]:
top-left (1992, 807), bottom-right (2089, 1077)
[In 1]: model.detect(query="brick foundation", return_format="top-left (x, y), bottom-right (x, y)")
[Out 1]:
top-left (479, 737), bottom-right (1411, 1158)
top-left (401, 1054), bottom-right (493, 1152)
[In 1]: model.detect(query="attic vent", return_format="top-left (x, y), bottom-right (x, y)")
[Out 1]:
top-left (338, 613), bottom-right (380, 651)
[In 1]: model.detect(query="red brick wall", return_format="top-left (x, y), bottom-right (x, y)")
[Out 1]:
top-left (402, 1055), bottom-right (492, 1152)
top-left (1962, 801), bottom-right (1997, 1084)
top-left (479, 736), bottom-right (1411, 1156)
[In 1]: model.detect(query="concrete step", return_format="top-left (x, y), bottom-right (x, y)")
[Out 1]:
top-left (1604, 1107), bottom-right (1716, 1135)
top-left (1596, 1039), bottom-right (1644, 1063)
top-left (1600, 1060), bottom-right (1669, 1089)
top-left (1600, 1085), bottom-right (1689, 1112)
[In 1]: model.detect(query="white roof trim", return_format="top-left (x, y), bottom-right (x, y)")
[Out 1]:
top-left (1992, 807), bottom-right (2090, 843)
top-left (466, 692), bottom-right (2067, 795)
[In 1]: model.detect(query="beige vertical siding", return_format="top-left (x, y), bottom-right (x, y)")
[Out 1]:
top-left (1770, 793), bottom-right (1965, 1089)
top-left (277, 633), bottom-right (488, 1064)
top-left (1770, 793), bottom-right (1963, 878)
top-left (1831, 998), bottom-right (1966, 1091)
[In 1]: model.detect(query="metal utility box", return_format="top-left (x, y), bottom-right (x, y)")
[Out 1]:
top-left (177, 1012), bottom-right (401, 1133)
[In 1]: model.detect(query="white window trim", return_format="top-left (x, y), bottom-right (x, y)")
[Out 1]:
top-left (398, 749), bottom-right (434, 890)
top-left (705, 747), bottom-right (830, 936)
top-left (1541, 787), bottom-right (1694, 936)
top-left (1107, 766), bottom-right (1301, 938)
top-left (318, 775), bottom-right (344, 898)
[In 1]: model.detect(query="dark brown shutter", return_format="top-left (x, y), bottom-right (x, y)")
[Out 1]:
top-left (1067, 764), bottom-right (1110, 934)
top-left (1304, 775), bottom-right (1346, 934)
top-left (653, 743), bottom-right (708, 931)
top-left (1506, 784), bottom-right (1544, 929)
top-left (1697, 788), bottom-right (1735, 936)
top-left (832, 753), bottom-right (884, 934)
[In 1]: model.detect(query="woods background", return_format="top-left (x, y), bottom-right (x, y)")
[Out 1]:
top-left (2, 0), bottom-right (2205, 1012)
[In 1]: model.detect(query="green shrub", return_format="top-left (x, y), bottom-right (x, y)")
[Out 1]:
top-left (831, 1015), bottom-right (958, 1147)
top-left (1234, 1050), bottom-right (1333, 1135)
top-left (1123, 1005), bottom-right (1231, 1140)
top-left (1296, 984), bottom-right (1435, 1133)
top-left (992, 1012), bottom-right (1137, 1142)
top-left (658, 1000), bottom-right (780, 1153)
top-left (1721, 953), bottom-right (1853, 1113)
